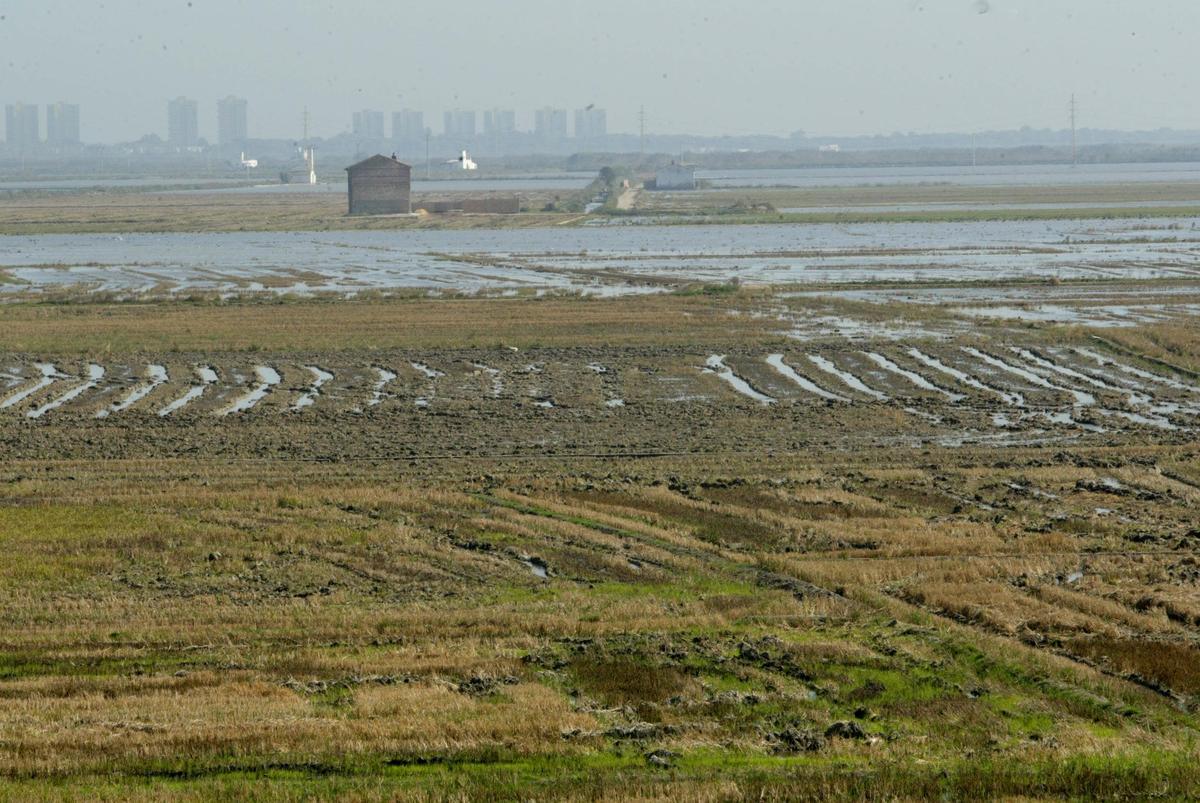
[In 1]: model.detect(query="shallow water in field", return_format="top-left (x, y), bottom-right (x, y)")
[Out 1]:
top-left (3, 345), bottom-right (1196, 450)
top-left (3, 217), bottom-right (1200, 297)
top-left (776, 200), bottom-right (1200, 214)
top-left (697, 162), bottom-right (1200, 188)
top-left (221, 366), bottom-right (281, 415)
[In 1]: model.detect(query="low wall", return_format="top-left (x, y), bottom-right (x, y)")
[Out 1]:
top-left (415, 196), bottom-right (521, 214)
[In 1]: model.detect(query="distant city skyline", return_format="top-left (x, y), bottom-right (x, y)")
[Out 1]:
top-left (46, 102), bottom-right (80, 145)
top-left (166, 97), bottom-right (199, 148)
top-left (217, 96), bottom-right (248, 146)
top-left (2, 96), bottom-right (615, 146)
top-left (10, 92), bottom-right (1200, 156)
top-left (4, 103), bottom-right (40, 150)
top-left (3, 1), bottom-right (1199, 143)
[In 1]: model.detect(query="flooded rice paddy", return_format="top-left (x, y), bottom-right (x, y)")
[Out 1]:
top-left (696, 162), bottom-right (1200, 188)
top-left (3, 217), bottom-right (1200, 297)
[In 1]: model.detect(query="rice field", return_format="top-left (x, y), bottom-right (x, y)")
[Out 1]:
top-left (0, 284), bottom-right (1198, 800)
top-left (2, 172), bottom-right (1200, 798)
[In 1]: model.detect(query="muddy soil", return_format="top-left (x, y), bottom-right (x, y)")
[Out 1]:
top-left (2, 341), bottom-right (1194, 461)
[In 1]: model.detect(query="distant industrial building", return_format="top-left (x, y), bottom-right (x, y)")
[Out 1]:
top-left (574, 107), bottom-right (607, 140)
top-left (483, 109), bottom-right (516, 136)
top-left (535, 107), bottom-right (568, 141)
top-left (345, 154), bottom-right (412, 215)
top-left (167, 97), bottom-right (199, 148)
top-left (392, 109), bottom-right (425, 142)
top-left (45, 102), bottom-right (80, 145)
top-left (352, 110), bottom-right (385, 140)
top-left (217, 96), bottom-right (248, 145)
top-left (654, 162), bottom-right (696, 190)
top-left (5, 103), bottom-right (40, 149)
top-left (443, 109), bottom-right (477, 139)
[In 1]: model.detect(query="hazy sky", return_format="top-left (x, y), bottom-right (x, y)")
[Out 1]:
top-left (3, 0), bottom-right (1198, 142)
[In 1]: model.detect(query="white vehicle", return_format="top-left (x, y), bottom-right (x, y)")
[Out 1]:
top-left (446, 150), bottom-right (478, 170)
top-left (239, 152), bottom-right (259, 169)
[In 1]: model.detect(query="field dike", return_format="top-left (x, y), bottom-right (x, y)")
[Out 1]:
top-left (98, 364), bottom-right (168, 418)
top-left (703, 355), bottom-right (776, 405)
top-left (220, 366), bottom-right (281, 415)
top-left (863, 351), bottom-right (965, 402)
top-left (27, 364), bottom-right (104, 419)
top-left (0, 362), bottom-right (65, 409)
top-left (1075, 347), bottom-right (1200, 395)
top-left (964, 347), bottom-right (1096, 407)
top-left (1060, 349), bottom-right (1200, 419)
top-left (411, 362), bottom-right (445, 408)
top-left (1010, 347), bottom-right (1177, 430)
top-left (473, 362), bottom-right (504, 398)
top-left (0, 346), bottom-right (1191, 464)
top-left (292, 366), bottom-right (334, 411)
top-left (766, 354), bottom-right (848, 402)
top-left (807, 354), bottom-right (889, 402)
top-left (909, 347), bottom-right (1025, 406)
top-left (367, 367), bottom-right (397, 408)
top-left (158, 366), bottom-right (219, 416)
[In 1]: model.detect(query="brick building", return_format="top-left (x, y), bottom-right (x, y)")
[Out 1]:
top-left (345, 154), bottom-right (412, 215)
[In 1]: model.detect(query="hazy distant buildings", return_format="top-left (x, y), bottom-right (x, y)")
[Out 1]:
top-left (352, 110), bottom-right (385, 140)
top-left (535, 107), bottom-right (568, 142)
top-left (574, 107), bottom-right (607, 140)
top-left (5, 103), bottom-right (40, 149)
top-left (217, 96), bottom-right (248, 145)
top-left (46, 102), bottom-right (80, 145)
top-left (167, 97), bottom-right (199, 148)
top-left (483, 109), bottom-right (516, 136)
top-left (443, 109), bottom-right (476, 139)
top-left (392, 109), bottom-right (425, 142)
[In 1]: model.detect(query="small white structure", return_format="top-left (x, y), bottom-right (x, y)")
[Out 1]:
top-left (305, 147), bottom-right (317, 184)
top-left (655, 162), bottom-right (695, 190)
top-left (446, 150), bottom-right (478, 170)
top-left (818, 144), bottom-right (841, 153)
top-left (292, 144), bottom-right (317, 184)
top-left (239, 152), bottom-right (258, 169)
